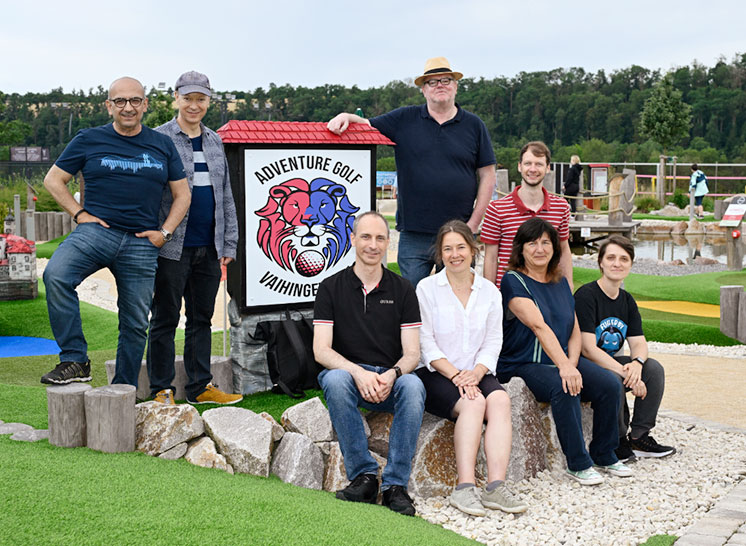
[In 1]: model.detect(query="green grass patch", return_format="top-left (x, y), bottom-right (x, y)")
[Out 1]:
top-left (642, 319), bottom-right (739, 346)
top-left (631, 213), bottom-right (717, 222)
top-left (639, 535), bottom-right (677, 546)
top-left (384, 215), bottom-right (395, 229)
top-left (35, 234), bottom-right (68, 258)
top-left (0, 433), bottom-right (472, 545)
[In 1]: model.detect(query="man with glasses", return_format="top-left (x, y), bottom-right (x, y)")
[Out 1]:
top-left (41, 76), bottom-right (190, 388)
top-left (328, 57), bottom-right (496, 287)
top-left (146, 71), bottom-right (241, 406)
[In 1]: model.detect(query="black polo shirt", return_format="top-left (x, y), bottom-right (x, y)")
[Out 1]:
top-left (370, 104), bottom-right (496, 234)
top-left (313, 265), bottom-right (421, 368)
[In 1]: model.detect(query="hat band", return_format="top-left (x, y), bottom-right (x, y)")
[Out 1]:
top-left (424, 67), bottom-right (452, 76)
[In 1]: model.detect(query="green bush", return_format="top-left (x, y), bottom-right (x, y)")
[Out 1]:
top-left (634, 196), bottom-right (661, 213)
top-left (671, 187), bottom-right (689, 209)
top-left (702, 196), bottom-right (714, 212)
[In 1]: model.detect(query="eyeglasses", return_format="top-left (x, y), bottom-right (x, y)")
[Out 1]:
top-left (424, 77), bottom-right (454, 87)
top-left (109, 97), bottom-right (144, 108)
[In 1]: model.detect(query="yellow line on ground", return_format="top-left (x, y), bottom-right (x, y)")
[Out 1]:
top-left (636, 301), bottom-right (720, 318)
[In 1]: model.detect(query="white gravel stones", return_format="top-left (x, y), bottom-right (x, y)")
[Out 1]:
top-left (413, 416), bottom-right (746, 545)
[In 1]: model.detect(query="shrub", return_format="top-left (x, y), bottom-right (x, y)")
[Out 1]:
top-left (634, 196), bottom-right (661, 213)
top-left (671, 187), bottom-right (689, 209)
top-left (702, 196), bottom-right (714, 212)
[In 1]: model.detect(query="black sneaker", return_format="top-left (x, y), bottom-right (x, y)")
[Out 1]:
top-left (336, 473), bottom-right (378, 504)
top-left (382, 485), bottom-right (415, 516)
top-left (630, 433), bottom-right (676, 458)
top-left (41, 360), bottom-right (92, 385)
top-left (615, 436), bottom-right (637, 463)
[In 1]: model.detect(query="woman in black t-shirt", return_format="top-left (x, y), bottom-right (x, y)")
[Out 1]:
top-left (574, 235), bottom-right (676, 461)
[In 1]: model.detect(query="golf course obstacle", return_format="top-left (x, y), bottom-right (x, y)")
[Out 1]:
top-left (84, 384), bottom-right (136, 453)
top-left (47, 383), bottom-right (91, 447)
top-left (720, 285), bottom-right (746, 343)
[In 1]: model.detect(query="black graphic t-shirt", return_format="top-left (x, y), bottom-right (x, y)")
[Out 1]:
top-left (574, 281), bottom-right (644, 355)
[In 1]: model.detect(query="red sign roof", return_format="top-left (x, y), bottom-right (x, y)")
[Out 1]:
top-left (1, 233), bottom-right (34, 254)
top-left (217, 120), bottom-right (395, 146)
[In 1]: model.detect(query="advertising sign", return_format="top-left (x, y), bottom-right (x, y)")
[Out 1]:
top-left (243, 148), bottom-right (373, 308)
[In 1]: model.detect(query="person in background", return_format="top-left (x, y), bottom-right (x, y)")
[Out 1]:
top-left (689, 163), bottom-right (709, 219)
top-left (497, 218), bottom-right (630, 485)
top-left (574, 235), bottom-right (676, 462)
top-left (564, 155), bottom-right (582, 214)
top-left (416, 220), bottom-right (526, 517)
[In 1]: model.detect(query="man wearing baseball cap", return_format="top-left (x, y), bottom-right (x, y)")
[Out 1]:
top-left (146, 70), bottom-right (241, 406)
top-left (328, 57), bottom-right (496, 287)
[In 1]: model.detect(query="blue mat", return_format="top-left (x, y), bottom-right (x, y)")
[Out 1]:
top-left (0, 336), bottom-right (60, 358)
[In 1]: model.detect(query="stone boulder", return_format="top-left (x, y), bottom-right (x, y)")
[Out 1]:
top-left (159, 442), bottom-right (188, 460)
top-left (185, 436), bottom-right (234, 474)
top-left (684, 219), bottom-right (705, 235)
top-left (541, 403), bottom-right (593, 472)
top-left (270, 432), bottom-right (324, 490)
top-left (505, 378), bottom-right (549, 480)
top-left (322, 441), bottom-right (386, 494)
top-left (10, 429), bottom-right (49, 442)
top-left (705, 223), bottom-right (729, 235)
top-left (203, 407), bottom-right (273, 477)
top-left (694, 256), bottom-right (720, 265)
top-left (670, 221), bottom-right (689, 235)
top-left (408, 413), bottom-right (459, 497)
top-left (366, 412), bottom-right (393, 456)
top-left (135, 401), bottom-right (204, 456)
top-left (657, 204), bottom-right (685, 217)
top-left (0, 422), bottom-right (33, 435)
top-left (280, 397), bottom-right (334, 442)
top-left (259, 412), bottom-right (285, 443)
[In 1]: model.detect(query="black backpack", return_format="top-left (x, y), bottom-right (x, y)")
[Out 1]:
top-left (254, 310), bottom-right (322, 398)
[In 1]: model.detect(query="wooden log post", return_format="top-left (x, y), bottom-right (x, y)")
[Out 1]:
top-left (84, 385), bottom-right (136, 453)
top-left (47, 384), bottom-right (92, 447)
top-left (493, 169), bottom-right (510, 200)
top-left (720, 285), bottom-right (743, 340)
top-left (739, 293), bottom-right (746, 345)
top-left (608, 174), bottom-right (625, 226)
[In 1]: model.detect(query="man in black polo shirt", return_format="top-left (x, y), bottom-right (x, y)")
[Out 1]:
top-left (313, 211), bottom-right (425, 516)
top-left (327, 57), bottom-right (497, 288)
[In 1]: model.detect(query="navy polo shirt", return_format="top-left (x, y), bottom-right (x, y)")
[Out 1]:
top-left (313, 265), bottom-right (421, 368)
top-left (370, 104), bottom-right (496, 234)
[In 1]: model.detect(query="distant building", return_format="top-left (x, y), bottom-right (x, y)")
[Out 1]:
top-left (0, 233), bottom-right (38, 300)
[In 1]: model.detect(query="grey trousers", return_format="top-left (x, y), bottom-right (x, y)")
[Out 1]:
top-left (614, 356), bottom-right (665, 440)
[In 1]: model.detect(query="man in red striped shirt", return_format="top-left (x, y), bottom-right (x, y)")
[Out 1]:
top-left (481, 141), bottom-right (573, 288)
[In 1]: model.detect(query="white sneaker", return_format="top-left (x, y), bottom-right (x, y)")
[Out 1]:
top-left (566, 466), bottom-right (604, 485)
top-left (450, 486), bottom-right (486, 517)
top-left (597, 461), bottom-right (633, 477)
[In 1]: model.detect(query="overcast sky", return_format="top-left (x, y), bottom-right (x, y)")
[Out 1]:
top-left (2, 0), bottom-right (743, 95)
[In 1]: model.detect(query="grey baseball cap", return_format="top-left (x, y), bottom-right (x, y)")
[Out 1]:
top-left (175, 71), bottom-right (212, 96)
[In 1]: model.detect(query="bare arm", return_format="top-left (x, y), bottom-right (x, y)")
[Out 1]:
top-left (44, 165), bottom-right (109, 227)
top-left (467, 165), bottom-right (497, 234)
top-left (483, 243), bottom-right (498, 285)
top-left (136, 178), bottom-right (191, 248)
top-left (559, 239), bottom-right (573, 290)
top-left (327, 113), bottom-right (371, 135)
top-left (508, 297), bottom-right (582, 395)
top-left (580, 332), bottom-right (626, 377)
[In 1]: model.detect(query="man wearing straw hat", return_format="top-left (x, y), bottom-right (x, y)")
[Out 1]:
top-left (328, 57), bottom-right (497, 288)
top-left (146, 70), bottom-right (241, 406)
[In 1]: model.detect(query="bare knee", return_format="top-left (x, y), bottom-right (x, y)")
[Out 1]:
top-left (485, 390), bottom-right (511, 419)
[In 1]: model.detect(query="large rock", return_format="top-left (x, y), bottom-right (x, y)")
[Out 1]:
top-left (202, 407), bottom-right (273, 477)
top-left (259, 412), bottom-right (285, 443)
top-left (0, 423), bottom-right (33, 435)
top-left (670, 221), bottom-right (689, 235)
top-left (135, 402), bottom-right (204, 456)
top-left (684, 218), bottom-right (705, 235)
top-left (542, 402), bottom-right (593, 472)
top-left (270, 432), bottom-right (324, 490)
top-left (637, 222), bottom-right (673, 235)
top-left (322, 441), bottom-right (386, 494)
top-left (185, 436), bottom-right (234, 474)
top-left (505, 378), bottom-right (549, 480)
top-left (408, 413), bottom-right (458, 497)
top-left (159, 442), bottom-right (188, 460)
top-left (366, 412), bottom-right (393, 456)
top-left (281, 397), bottom-right (333, 442)
top-left (705, 223), bottom-right (729, 235)
top-left (11, 429), bottom-right (49, 442)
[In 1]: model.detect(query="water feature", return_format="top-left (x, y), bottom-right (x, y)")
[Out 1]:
top-left (572, 233), bottom-right (731, 264)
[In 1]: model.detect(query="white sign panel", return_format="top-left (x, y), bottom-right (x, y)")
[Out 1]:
top-left (720, 203), bottom-right (746, 227)
top-left (244, 148), bottom-right (372, 308)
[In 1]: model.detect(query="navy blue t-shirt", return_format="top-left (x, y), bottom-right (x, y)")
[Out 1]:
top-left (55, 124), bottom-right (185, 232)
top-left (183, 135), bottom-right (215, 247)
top-left (498, 270), bottom-right (576, 367)
top-left (370, 104), bottom-right (496, 234)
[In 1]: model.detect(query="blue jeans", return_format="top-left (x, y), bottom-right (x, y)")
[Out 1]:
top-left (397, 231), bottom-right (437, 288)
top-left (498, 357), bottom-right (620, 471)
top-left (318, 364), bottom-right (425, 489)
top-left (147, 246), bottom-right (221, 399)
top-left (43, 223), bottom-right (159, 387)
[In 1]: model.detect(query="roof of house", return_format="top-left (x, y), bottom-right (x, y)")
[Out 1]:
top-left (217, 120), bottom-right (395, 146)
top-left (0, 234), bottom-right (34, 254)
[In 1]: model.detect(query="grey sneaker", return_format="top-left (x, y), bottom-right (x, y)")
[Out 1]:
top-left (481, 483), bottom-right (528, 513)
top-left (596, 461), bottom-right (633, 477)
top-left (566, 466), bottom-right (604, 485)
top-left (450, 486), bottom-right (486, 517)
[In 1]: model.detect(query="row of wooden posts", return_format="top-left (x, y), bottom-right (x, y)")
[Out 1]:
top-left (720, 285), bottom-right (746, 344)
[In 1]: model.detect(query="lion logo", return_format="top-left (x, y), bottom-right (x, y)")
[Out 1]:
top-left (255, 177), bottom-right (360, 277)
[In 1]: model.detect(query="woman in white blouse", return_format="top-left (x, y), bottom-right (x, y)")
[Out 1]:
top-left (415, 220), bottom-right (526, 517)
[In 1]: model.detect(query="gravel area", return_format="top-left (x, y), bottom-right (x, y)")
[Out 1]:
top-left (414, 416), bottom-right (746, 545)
top-left (572, 254), bottom-right (730, 276)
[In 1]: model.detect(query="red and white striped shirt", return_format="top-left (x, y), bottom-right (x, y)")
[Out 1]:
top-left (481, 187), bottom-right (570, 287)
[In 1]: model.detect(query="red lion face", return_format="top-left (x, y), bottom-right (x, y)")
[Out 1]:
top-left (255, 177), bottom-right (359, 277)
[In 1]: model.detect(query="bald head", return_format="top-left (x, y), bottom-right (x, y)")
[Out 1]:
top-left (108, 77), bottom-right (145, 98)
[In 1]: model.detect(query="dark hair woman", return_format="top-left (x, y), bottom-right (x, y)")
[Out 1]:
top-left (496, 218), bottom-right (630, 485)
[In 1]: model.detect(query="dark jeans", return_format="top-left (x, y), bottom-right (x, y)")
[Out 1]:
top-left (614, 356), bottom-right (665, 440)
top-left (147, 246), bottom-right (221, 399)
top-left (498, 357), bottom-right (620, 471)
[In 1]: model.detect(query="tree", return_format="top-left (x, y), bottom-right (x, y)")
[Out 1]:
top-left (638, 73), bottom-right (692, 202)
top-left (143, 91), bottom-right (175, 128)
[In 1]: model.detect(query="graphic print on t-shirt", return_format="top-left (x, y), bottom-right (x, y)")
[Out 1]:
top-left (595, 316), bottom-right (628, 355)
top-left (100, 153), bottom-right (164, 173)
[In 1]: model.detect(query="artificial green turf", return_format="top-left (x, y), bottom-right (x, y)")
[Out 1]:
top-left (35, 234), bottom-right (67, 259)
top-left (0, 434), bottom-right (474, 545)
top-left (639, 535), bottom-right (677, 546)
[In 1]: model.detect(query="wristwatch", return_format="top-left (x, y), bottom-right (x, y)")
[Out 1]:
top-left (392, 365), bottom-right (402, 378)
top-left (160, 228), bottom-right (173, 243)
top-left (632, 357), bottom-right (645, 366)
